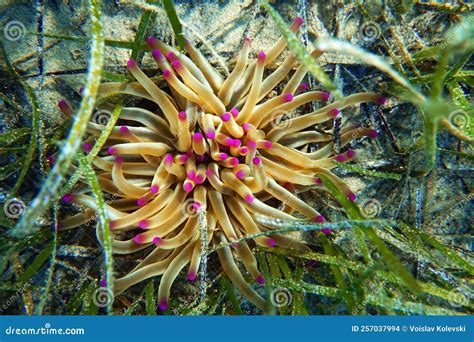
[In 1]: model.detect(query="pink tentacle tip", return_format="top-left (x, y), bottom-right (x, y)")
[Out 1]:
top-left (368, 129), bottom-right (379, 138)
top-left (146, 36), bottom-right (155, 46)
top-left (230, 108), bottom-right (239, 118)
top-left (335, 154), bottom-right (346, 162)
top-left (378, 95), bottom-right (387, 105)
top-left (248, 141), bottom-right (257, 149)
top-left (152, 237), bottom-right (161, 246)
top-left (257, 51), bottom-right (266, 62)
top-left (162, 69), bottom-right (171, 78)
top-left (294, 17), bottom-right (304, 26)
top-left (263, 140), bottom-right (273, 149)
top-left (108, 221), bottom-right (116, 230)
top-left (192, 202), bottom-right (201, 211)
top-left (99, 279), bottom-right (107, 287)
top-left (205, 169), bottom-right (213, 177)
top-left (229, 157), bottom-right (239, 166)
top-left (127, 59), bottom-right (136, 68)
top-left (240, 147), bottom-right (248, 154)
top-left (83, 143), bottom-right (92, 152)
top-left (219, 152), bottom-right (228, 161)
top-left (329, 108), bottom-right (341, 117)
top-left (347, 192), bottom-right (357, 202)
top-left (322, 228), bottom-right (331, 235)
top-left (178, 111), bottom-right (187, 120)
top-left (62, 194), bottom-right (74, 203)
top-left (346, 149), bottom-right (356, 158)
top-left (119, 125), bottom-right (131, 136)
top-left (244, 37), bottom-right (252, 45)
top-left (245, 194), bottom-right (254, 203)
top-left (232, 139), bottom-right (241, 148)
top-left (235, 170), bottom-right (245, 179)
top-left (205, 130), bottom-right (215, 140)
top-left (314, 177), bottom-right (322, 185)
top-left (267, 238), bottom-right (277, 247)
top-left (242, 123), bottom-right (250, 131)
top-left (195, 175), bottom-right (205, 184)
top-left (298, 83), bottom-right (309, 92)
top-left (283, 93), bottom-right (294, 102)
top-left (166, 51), bottom-right (176, 61)
top-left (187, 171), bottom-right (196, 180)
top-left (46, 156), bottom-right (55, 165)
top-left (183, 182), bottom-right (194, 193)
top-left (138, 220), bottom-right (149, 229)
top-left (314, 215), bottom-right (326, 223)
top-left (256, 275), bottom-right (265, 285)
top-left (114, 156), bottom-right (123, 164)
top-left (171, 60), bottom-right (182, 70)
top-left (150, 185), bottom-right (159, 193)
top-left (164, 154), bottom-right (174, 164)
top-left (58, 99), bottom-right (68, 110)
top-left (107, 147), bottom-right (117, 155)
top-left (136, 197), bottom-right (148, 206)
top-left (152, 48), bottom-right (163, 59)
top-left (322, 92), bottom-right (331, 101)
top-left (221, 112), bottom-right (231, 122)
top-left (159, 299), bottom-right (168, 312)
top-left (133, 234), bottom-right (144, 244)
top-left (193, 132), bottom-right (203, 141)
top-left (252, 157), bottom-right (261, 165)
top-left (187, 272), bottom-right (197, 282)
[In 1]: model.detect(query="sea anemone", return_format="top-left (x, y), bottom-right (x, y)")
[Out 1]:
top-left (58, 17), bottom-right (385, 312)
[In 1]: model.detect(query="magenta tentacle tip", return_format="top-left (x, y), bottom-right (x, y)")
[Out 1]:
top-left (245, 194), bottom-right (254, 203)
top-left (235, 170), bottom-right (245, 179)
top-left (152, 48), bottom-right (163, 59)
top-left (263, 140), bottom-right (273, 149)
top-left (378, 95), bottom-right (387, 105)
top-left (314, 215), bottom-right (326, 223)
top-left (314, 177), bottom-right (322, 185)
top-left (107, 147), bottom-right (117, 155)
top-left (136, 197), bottom-right (147, 206)
top-left (347, 192), bottom-right (357, 202)
top-left (294, 17), bottom-right (304, 26)
top-left (299, 83), bottom-right (308, 92)
top-left (257, 51), bottom-right (266, 62)
top-left (346, 149), bottom-right (356, 158)
top-left (283, 93), bottom-right (294, 102)
top-left (229, 157), bottom-right (239, 166)
top-left (335, 154), bottom-right (346, 162)
top-left (159, 299), bottom-right (168, 311)
top-left (171, 60), bottom-right (181, 70)
top-left (162, 69), bottom-right (171, 78)
top-left (240, 147), bottom-right (248, 154)
top-left (58, 99), bottom-right (67, 109)
top-left (221, 112), bottom-right (231, 122)
top-left (252, 157), bottom-right (261, 165)
top-left (230, 108), bottom-right (239, 118)
top-left (242, 123), bottom-right (250, 131)
top-left (322, 228), bottom-right (331, 235)
top-left (114, 156), bottom-right (123, 164)
top-left (368, 129), bottom-right (379, 138)
top-left (188, 171), bottom-right (196, 180)
top-left (322, 92), bottom-right (331, 101)
top-left (183, 182), bottom-right (194, 193)
top-left (133, 235), bottom-right (144, 244)
top-left (256, 275), bottom-right (265, 285)
top-left (329, 108), bottom-right (340, 117)
top-left (206, 130), bottom-right (215, 140)
top-left (193, 132), bottom-right (203, 141)
top-left (164, 154), bottom-right (174, 164)
top-left (187, 272), bottom-right (196, 282)
top-left (62, 194), bottom-right (74, 203)
top-left (195, 175), bottom-right (205, 184)
top-left (150, 185), bottom-right (159, 193)
top-left (166, 51), bottom-right (176, 60)
top-left (152, 237), bottom-right (161, 245)
top-left (138, 220), bottom-right (149, 229)
top-left (178, 111), bottom-right (187, 120)
top-left (127, 59), bottom-right (136, 68)
top-left (119, 125), bottom-right (131, 135)
top-left (83, 143), bottom-right (92, 152)
top-left (219, 152), bottom-right (228, 161)
top-left (267, 239), bottom-right (277, 247)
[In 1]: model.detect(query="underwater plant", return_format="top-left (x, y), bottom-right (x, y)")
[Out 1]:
top-left (55, 17), bottom-right (386, 312)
